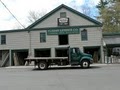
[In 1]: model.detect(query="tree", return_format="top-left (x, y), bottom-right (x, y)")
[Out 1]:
top-left (13, 10), bottom-right (47, 29)
top-left (97, 0), bottom-right (120, 32)
top-left (81, 0), bottom-right (98, 19)
top-left (69, 0), bottom-right (96, 19)
top-left (27, 10), bottom-right (47, 24)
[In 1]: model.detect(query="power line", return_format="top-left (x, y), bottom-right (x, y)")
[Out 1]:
top-left (0, 0), bottom-right (25, 29)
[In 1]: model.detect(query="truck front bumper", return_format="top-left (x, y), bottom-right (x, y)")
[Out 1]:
top-left (90, 59), bottom-right (93, 64)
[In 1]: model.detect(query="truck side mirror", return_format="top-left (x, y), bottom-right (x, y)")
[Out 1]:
top-left (72, 49), bottom-right (76, 53)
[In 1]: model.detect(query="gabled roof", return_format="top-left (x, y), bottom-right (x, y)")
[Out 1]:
top-left (103, 32), bottom-right (120, 36)
top-left (26, 4), bottom-right (102, 29)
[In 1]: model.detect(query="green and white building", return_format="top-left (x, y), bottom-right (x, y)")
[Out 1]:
top-left (0, 4), bottom-right (103, 67)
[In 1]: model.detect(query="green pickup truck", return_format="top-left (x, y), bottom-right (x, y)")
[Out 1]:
top-left (25, 47), bottom-right (93, 70)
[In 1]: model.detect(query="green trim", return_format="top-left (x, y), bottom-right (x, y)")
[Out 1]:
top-left (40, 32), bottom-right (46, 42)
top-left (28, 25), bottom-right (101, 31)
top-left (83, 46), bottom-right (101, 49)
top-left (26, 4), bottom-right (102, 29)
top-left (81, 29), bottom-right (88, 41)
top-left (1, 35), bottom-right (6, 45)
top-left (11, 49), bottom-right (29, 52)
top-left (0, 25), bottom-right (101, 33)
top-left (34, 48), bottom-right (51, 50)
top-left (0, 49), bottom-right (9, 51)
top-left (106, 44), bottom-right (120, 47)
top-left (60, 12), bottom-right (66, 18)
top-left (0, 29), bottom-right (28, 33)
top-left (103, 32), bottom-right (120, 36)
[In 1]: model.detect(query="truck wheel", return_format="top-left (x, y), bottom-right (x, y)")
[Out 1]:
top-left (81, 60), bottom-right (90, 68)
top-left (38, 61), bottom-right (48, 70)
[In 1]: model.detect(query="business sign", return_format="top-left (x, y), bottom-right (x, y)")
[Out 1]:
top-left (58, 18), bottom-right (69, 26)
top-left (47, 28), bottom-right (80, 35)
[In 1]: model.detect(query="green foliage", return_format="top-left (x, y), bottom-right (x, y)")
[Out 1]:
top-left (97, 0), bottom-right (120, 32)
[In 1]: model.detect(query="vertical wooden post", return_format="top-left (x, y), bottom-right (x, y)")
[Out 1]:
top-left (9, 49), bottom-right (12, 66)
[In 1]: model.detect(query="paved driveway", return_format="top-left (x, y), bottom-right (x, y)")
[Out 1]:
top-left (0, 64), bottom-right (120, 90)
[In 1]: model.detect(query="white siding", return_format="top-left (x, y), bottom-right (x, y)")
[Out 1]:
top-left (69, 34), bottom-right (81, 46)
top-left (30, 30), bottom-right (59, 57)
top-left (0, 31), bottom-right (29, 50)
top-left (81, 27), bottom-right (102, 46)
top-left (30, 27), bottom-right (102, 53)
top-left (31, 30), bottom-right (58, 48)
top-left (69, 27), bottom-right (102, 51)
top-left (104, 36), bottom-right (120, 45)
top-left (33, 8), bottom-right (95, 29)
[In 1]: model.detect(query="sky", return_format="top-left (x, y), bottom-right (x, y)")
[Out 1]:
top-left (0, 0), bottom-right (100, 30)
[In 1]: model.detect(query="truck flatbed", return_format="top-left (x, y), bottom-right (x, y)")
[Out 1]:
top-left (25, 57), bottom-right (68, 61)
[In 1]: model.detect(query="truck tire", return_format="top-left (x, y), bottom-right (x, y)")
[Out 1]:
top-left (38, 61), bottom-right (48, 70)
top-left (81, 60), bottom-right (90, 68)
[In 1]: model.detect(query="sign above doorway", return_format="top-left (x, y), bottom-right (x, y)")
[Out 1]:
top-left (47, 28), bottom-right (80, 35)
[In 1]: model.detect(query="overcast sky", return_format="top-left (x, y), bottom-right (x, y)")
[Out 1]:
top-left (0, 0), bottom-right (100, 30)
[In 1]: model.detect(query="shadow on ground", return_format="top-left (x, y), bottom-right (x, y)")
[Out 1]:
top-left (32, 66), bottom-right (101, 71)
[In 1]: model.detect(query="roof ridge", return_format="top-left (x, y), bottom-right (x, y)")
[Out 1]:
top-left (26, 4), bottom-right (102, 29)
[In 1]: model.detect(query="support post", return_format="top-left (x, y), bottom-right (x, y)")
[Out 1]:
top-left (9, 50), bottom-right (12, 66)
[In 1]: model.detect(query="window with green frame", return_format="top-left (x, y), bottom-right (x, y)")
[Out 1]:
top-left (81, 29), bottom-right (88, 41)
top-left (1, 35), bottom-right (6, 45)
top-left (40, 32), bottom-right (46, 43)
top-left (60, 12), bottom-right (66, 18)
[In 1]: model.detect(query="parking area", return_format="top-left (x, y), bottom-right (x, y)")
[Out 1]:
top-left (0, 64), bottom-right (120, 90)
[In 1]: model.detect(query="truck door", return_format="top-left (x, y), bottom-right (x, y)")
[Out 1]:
top-left (70, 48), bottom-right (81, 63)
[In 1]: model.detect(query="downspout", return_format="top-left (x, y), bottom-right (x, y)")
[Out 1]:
top-left (100, 27), bottom-right (104, 63)
top-left (28, 30), bottom-right (32, 57)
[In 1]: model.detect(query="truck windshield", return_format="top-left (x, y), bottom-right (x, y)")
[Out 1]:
top-left (75, 48), bottom-right (80, 54)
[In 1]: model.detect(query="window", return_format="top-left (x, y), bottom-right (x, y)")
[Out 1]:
top-left (81, 29), bottom-right (88, 41)
top-left (40, 33), bottom-right (46, 43)
top-left (72, 48), bottom-right (80, 54)
top-left (1, 35), bottom-right (6, 45)
top-left (58, 12), bottom-right (69, 26)
top-left (60, 12), bottom-right (66, 18)
top-left (59, 35), bottom-right (68, 45)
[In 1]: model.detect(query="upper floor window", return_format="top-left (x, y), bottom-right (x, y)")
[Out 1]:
top-left (1, 35), bottom-right (6, 45)
top-left (40, 32), bottom-right (46, 43)
top-left (60, 12), bottom-right (66, 18)
top-left (81, 29), bottom-right (88, 41)
top-left (58, 12), bottom-right (69, 26)
top-left (59, 35), bottom-right (68, 45)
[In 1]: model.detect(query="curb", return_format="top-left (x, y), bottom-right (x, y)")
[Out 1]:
top-left (4, 64), bottom-right (112, 69)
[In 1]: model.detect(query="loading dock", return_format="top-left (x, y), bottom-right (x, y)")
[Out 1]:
top-left (0, 50), bottom-right (9, 67)
top-left (104, 45), bottom-right (120, 63)
top-left (12, 50), bottom-right (28, 66)
top-left (84, 46), bottom-right (100, 63)
top-left (0, 51), bottom-right (1, 66)
top-left (55, 47), bottom-right (68, 57)
top-left (35, 48), bottom-right (51, 57)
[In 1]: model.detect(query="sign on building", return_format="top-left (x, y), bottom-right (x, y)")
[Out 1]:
top-left (47, 28), bottom-right (80, 35)
top-left (58, 18), bottom-right (69, 26)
